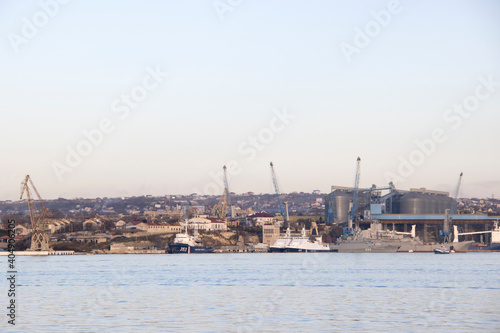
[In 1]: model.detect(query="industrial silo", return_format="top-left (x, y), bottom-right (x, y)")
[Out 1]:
top-left (334, 190), bottom-right (351, 223)
top-left (442, 195), bottom-right (453, 214)
top-left (421, 193), bottom-right (432, 214)
top-left (436, 195), bottom-right (446, 214)
top-left (400, 192), bottom-right (427, 214)
top-left (429, 194), bottom-right (440, 214)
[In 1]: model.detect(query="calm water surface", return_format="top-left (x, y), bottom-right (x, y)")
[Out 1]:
top-left (3, 253), bottom-right (500, 332)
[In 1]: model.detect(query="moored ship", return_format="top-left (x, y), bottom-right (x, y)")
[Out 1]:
top-left (270, 227), bottom-right (331, 252)
top-left (340, 222), bottom-right (473, 253)
top-left (168, 219), bottom-right (214, 254)
top-left (459, 222), bottom-right (500, 252)
top-left (329, 238), bottom-right (400, 253)
top-left (168, 232), bottom-right (214, 253)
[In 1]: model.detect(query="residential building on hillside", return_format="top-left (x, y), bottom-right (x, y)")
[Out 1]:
top-left (247, 212), bottom-right (277, 227)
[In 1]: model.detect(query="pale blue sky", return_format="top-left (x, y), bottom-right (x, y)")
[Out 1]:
top-left (1, 0), bottom-right (499, 199)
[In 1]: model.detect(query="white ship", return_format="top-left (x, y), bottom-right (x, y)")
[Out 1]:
top-left (270, 227), bottom-right (330, 253)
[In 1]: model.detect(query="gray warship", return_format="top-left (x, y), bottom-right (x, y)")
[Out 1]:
top-left (349, 221), bottom-right (473, 253)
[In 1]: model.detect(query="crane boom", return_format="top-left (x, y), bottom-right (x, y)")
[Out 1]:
top-left (223, 165), bottom-right (230, 210)
top-left (211, 166), bottom-right (229, 219)
top-left (20, 175), bottom-right (50, 251)
top-left (451, 172), bottom-right (463, 215)
top-left (348, 157), bottom-right (361, 231)
top-left (441, 172), bottom-right (463, 242)
top-left (270, 162), bottom-right (287, 221)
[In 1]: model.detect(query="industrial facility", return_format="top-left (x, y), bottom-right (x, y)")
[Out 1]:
top-left (326, 186), bottom-right (454, 223)
top-left (325, 159), bottom-right (499, 244)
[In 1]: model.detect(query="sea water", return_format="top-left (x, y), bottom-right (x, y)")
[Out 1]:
top-left (4, 253), bottom-right (500, 332)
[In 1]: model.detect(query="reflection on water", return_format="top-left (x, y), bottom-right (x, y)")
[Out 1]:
top-left (7, 253), bottom-right (500, 332)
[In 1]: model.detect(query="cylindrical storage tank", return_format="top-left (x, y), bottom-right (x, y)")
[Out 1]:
top-left (435, 195), bottom-right (443, 214)
top-left (442, 196), bottom-right (453, 214)
top-left (400, 192), bottom-right (426, 215)
top-left (421, 194), bottom-right (431, 214)
top-left (429, 194), bottom-right (440, 214)
top-left (334, 191), bottom-right (350, 224)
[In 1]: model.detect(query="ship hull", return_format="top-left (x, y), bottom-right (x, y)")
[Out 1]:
top-left (396, 241), bottom-right (473, 253)
top-left (284, 247), bottom-right (331, 253)
top-left (330, 241), bottom-right (400, 253)
top-left (168, 243), bottom-right (214, 254)
top-left (269, 247), bottom-right (287, 253)
top-left (467, 243), bottom-right (500, 252)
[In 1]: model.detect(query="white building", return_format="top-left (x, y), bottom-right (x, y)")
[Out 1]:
top-left (183, 217), bottom-right (227, 231)
top-left (246, 212), bottom-right (277, 227)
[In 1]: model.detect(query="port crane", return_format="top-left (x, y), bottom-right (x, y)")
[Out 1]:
top-left (346, 157), bottom-right (361, 235)
top-left (223, 165), bottom-right (231, 216)
top-left (270, 162), bottom-right (288, 224)
top-left (451, 172), bottom-right (463, 216)
top-left (20, 175), bottom-right (51, 251)
top-left (211, 165), bottom-right (230, 219)
top-left (441, 172), bottom-right (463, 242)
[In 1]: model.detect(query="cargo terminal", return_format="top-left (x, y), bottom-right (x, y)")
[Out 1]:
top-left (325, 185), bottom-right (499, 244)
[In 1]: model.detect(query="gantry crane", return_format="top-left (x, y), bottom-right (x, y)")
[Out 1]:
top-left (346, 157), bottom-right (361, 235)
top-left (211, 166), bottom-right (230, 219)
top-left (270, 162), bottom-right (288, 223)
top-left (20, 175), bottom-right (51, 251)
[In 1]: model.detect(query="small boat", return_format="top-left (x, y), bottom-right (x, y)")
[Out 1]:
top-left (434, 246), bottom-right (450, 254)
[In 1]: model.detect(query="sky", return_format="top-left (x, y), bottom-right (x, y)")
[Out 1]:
top-left (1, 0), bottom-right (499, 200)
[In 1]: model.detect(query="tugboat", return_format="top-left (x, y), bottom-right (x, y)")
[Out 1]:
top-left (168, 221), bottom-right (214, 254)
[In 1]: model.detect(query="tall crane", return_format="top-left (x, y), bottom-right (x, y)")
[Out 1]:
top-left (270, 162), bottom-right (287, 223)
top-left (223, 165), bottom-right (231, 216)
top-left (20, 175), bottom-right (51, 251)
top-left (346, 157), bottom-right (361, 235)
top-left (442, 172), bottom-right (463, 242)
top-left (211, 166), bottom-right (229, 219)
top-left (451, 172), bottom-right (463, 216)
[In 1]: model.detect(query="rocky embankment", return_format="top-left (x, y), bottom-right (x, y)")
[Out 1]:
top-left (201, 231), bottom-right (260, 247)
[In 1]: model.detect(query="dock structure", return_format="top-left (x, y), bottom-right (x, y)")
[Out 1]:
top-left (367, 214), bottom-right (499, 244)
top-left (0, 250), bottom-right (74, 256)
